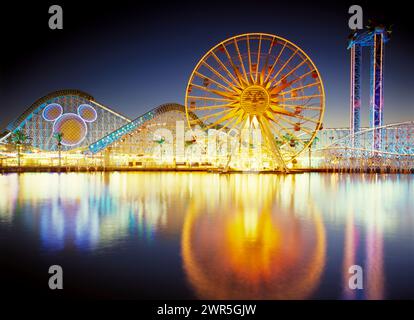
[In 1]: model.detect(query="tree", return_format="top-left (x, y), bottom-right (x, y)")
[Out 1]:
top-left (154, 136), bottom-right (166, 161)
top-left (10, 130), bottom-right (29, 168)
top-left (185, 136), bottom-right (200, 165)
top-left (280, 133), bottom-right (298, 148)
top-left (274, 137), bottom-right (285, 148)
top-left (54, 132), bottom-right (64, 167)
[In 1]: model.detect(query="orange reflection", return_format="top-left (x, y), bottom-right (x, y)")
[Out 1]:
top-left (181, 175), bottom-right (326, 299)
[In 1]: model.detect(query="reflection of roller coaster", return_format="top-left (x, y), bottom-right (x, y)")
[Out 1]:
top-left (312, 122), bottom-right (413, 172)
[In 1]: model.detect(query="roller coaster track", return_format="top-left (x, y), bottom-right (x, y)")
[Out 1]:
top-left (313, 121), bottom-right (413, 157)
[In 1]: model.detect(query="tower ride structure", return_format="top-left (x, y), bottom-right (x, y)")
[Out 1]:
top-left (348, 23), bottom-right (391, 150)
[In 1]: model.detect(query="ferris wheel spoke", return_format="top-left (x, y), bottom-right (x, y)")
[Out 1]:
top-left (258, 116), bottom-right (277, 144)
top-left (280, 82), bottom-right (321, 96)
top-left (282, 94), bottom-right (322, 101)
top-left (259, 54), bottom-right (270, 85)
top-left (265, 118), bottom-right (301, 153)
top-left (194, 72), bottom-right (237, 93)
top-left (277, 115), bottom-right (316, 136)
top-left (270, 106), bottom-right (320, 124)
top-left (202, 61), bottom-right (240, 89)
top-left (268, 49), bottom-right (299, 86)
top-left (195, 108), bottom-right (236, 123)
top-left (220, 43), bottom-right (248, 86)
top-left (255, 34), bottom-right (262, 83)
top-left (258, 117), bottom-right (294, 163)
top-left (233, 38), bottom-right (249, 84)
top-left (204, 108), bottom-right (242, 130)
top-left (189, 83), bottom-right (239, 99)
top-left (271, 119), bottom-right (306, 147)
top-left (264, 42), bottom-right (287, 84)
top-left (268, 104), bottom-right (315, 123)
top-left (294, 114), bottom-right (320, 124)
top-left (270, 69), bottom-right (316, 92)
top-left (193, 103), bottom-right (237, 111)
top-left (268, 69), bottom-right (317, 95)
top-left (268, 37), bottom-right (276, 55)
top-left (279, 103), bottom-right (322, 111)
top-left (189, 82), bottom-right (240, 100)
top-left (277, 58), bottom-right (308, 84)
top-left (261, 116), bottom-right (290, 149)
top-left (236, 113), bottom-right (251, 131)
top-left (268, 104), bottom-right (293, 116)
top-left (268, 79), bottom-right (296, 96)
top-left (246, 35), bottom-right (254, 84)
top-left (258, 38), bottom-right (275, 85)
top-left (222, 110), bottom-right (246, 133)
top-left (187, 95), bottom-right (234, 103)
top-left (209, 89), bottom-right (240, 100)
top-left (211, 51), bottom-right (241, 87)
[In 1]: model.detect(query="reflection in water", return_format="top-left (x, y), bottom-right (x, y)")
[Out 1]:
top-left (182, 175), bottom-right (326, 299)
top-left (342, 175), bottom-right (386, 300)
top-left (343, 208), bottom-right (359, 299)
top-left (0, 173), bottom-right (185, 250)
top-left (0, 172), bottom-right (412, 299)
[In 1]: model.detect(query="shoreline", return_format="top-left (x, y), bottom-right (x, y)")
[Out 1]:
top-left (0, 166), bottom-right (412, 174)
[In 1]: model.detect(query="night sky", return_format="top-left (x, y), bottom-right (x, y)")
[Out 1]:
top-left (1, 0), bottom-right (413, 129)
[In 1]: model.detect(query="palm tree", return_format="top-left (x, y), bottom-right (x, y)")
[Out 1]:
top-left (281, 133), bottom-right (298, 148)
top-left (154, 136), bottom-right (166, 161)
top-left (274, 137), bottom-right (284, 148)
top-left (10, 130), bottom-right (29, 168)
top-left (185, 136), bottom-right (200, 165)
top-left (54, 132), bottom-right (64, 167)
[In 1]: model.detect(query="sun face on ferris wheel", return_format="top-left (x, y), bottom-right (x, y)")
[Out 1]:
top-left (185, 33), bottom-right (325, 163)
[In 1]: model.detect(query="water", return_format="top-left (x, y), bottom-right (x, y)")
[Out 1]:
top-left (0, 172), bottom-right (413, 299)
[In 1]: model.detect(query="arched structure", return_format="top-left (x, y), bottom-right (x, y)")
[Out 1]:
top-left (88, 103), bottom-right (203, 167)
top-left (312, 122), bottom-right (413, 171)
top-left (0, 90), bottom-right (130, 151)
top-left (89, 103), bottom-right (201, 153)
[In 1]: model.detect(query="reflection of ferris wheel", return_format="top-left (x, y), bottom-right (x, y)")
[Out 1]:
top-left (185, 33), bottom-right (325, 169)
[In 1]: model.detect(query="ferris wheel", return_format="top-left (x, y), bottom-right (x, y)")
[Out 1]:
top-left (185, 33), bottom-right (325, 169)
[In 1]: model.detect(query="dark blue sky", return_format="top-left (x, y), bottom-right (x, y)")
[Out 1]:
top-left (1, 0), bottom-right (413, 129)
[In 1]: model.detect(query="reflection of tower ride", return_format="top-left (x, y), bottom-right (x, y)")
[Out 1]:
top-left (342, 208), bottom-right (359, 299)
top-left (342, 177), bottom-right (385, 300)
top-left (348, 23), bottom-right (391, 150)
top-left (181, 175), bottom-right (326, 299)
